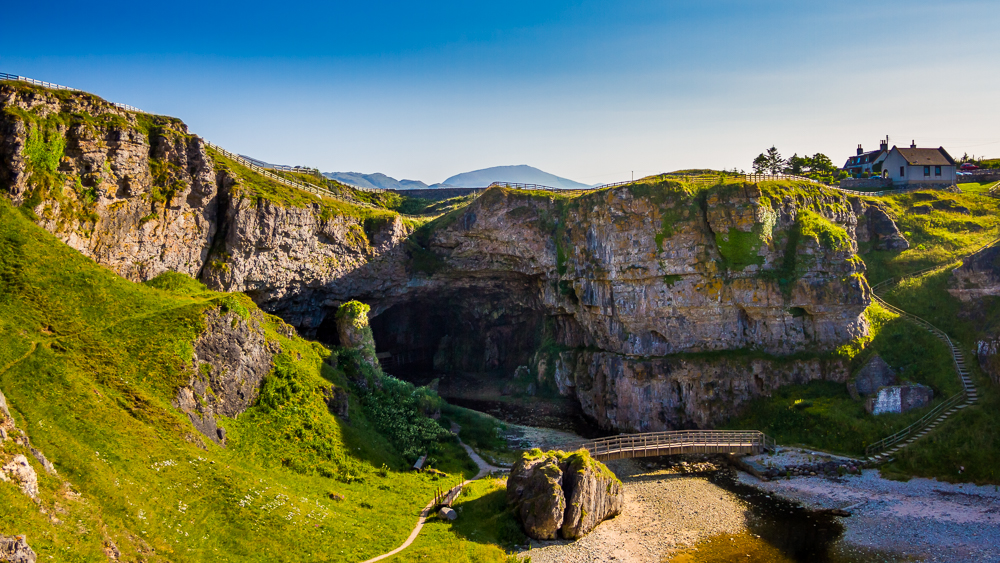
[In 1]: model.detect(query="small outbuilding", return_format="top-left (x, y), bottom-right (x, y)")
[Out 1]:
top-left (881, 142), bottom-right (957, 188)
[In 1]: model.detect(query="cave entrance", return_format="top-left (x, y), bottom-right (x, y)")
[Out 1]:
top-left (366, 283), bottom-right (546, 386)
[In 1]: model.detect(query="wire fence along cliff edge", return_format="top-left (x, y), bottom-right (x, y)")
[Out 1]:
top-left (1, 72), bottom-right (385, 203)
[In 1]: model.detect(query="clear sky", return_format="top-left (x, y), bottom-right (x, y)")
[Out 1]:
top-left (4, 0), bottom-right (999, 184)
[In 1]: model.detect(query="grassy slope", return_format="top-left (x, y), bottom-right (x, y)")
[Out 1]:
top-left (0, 199), bottom-right (514, 561)
top-left (726, 189), bottom-right (1000, 483)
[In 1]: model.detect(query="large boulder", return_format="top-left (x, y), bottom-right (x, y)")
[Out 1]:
top-left (507, 449), bottom-right (623, 540)
top-left (0, 535), bottom-right (36, 563)
top-left (867, 384), bottom-right (934, 415)
top-left (850, 353), bottom-right (897, 397)
top-left (506, 453), bottom-right (566, 539)
top-left (561, 452), bottom-right (625, 539)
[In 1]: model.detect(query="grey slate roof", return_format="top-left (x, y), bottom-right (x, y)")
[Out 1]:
top-left (895, 147), bottom-right (956, 166)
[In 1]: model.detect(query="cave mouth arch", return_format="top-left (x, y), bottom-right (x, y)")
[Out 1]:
top-left (364, 282), bottom-right (547, 386)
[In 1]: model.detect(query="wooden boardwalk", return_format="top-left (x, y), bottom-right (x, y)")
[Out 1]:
top-left (569, 430), bottom-right (776, 462)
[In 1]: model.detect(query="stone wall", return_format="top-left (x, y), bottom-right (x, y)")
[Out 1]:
top-left (840, 178), bottom-right (893, 190)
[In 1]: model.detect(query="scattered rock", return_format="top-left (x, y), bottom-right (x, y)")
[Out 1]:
top-left (0, 534), bottom-right (36, 563)
top-left (28, 448), bottom-right (56, 476)
top-left (1, 455), bottom-right (39, 500)
top-left (507, 449), bottom-right (623, 540)
top-left (438, 507), bottom-right (457, 521)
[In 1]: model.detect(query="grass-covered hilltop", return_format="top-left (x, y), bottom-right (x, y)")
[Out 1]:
top-left (3, 77), bottom-right (1000, 562)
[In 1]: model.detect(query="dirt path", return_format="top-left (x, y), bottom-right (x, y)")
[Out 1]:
top-left (361, 423), bottom-right (497, 563)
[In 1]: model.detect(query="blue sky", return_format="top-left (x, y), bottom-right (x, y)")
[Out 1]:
top-left (4, 0), bottom-right (999, 184)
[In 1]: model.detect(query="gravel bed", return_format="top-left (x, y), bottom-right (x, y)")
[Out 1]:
top-left (519, 458), bottom-right (747, 563)
top-left (738, 467), bottom-right (1000, 562)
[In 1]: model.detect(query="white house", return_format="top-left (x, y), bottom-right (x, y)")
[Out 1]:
top-left (881, 142), bottom-right (957, 187)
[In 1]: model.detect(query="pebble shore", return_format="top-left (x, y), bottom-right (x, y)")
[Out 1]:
top-left (740, 456), bottom-right (1000, 563)
top-left (520, 458), bottom-right (747, 563)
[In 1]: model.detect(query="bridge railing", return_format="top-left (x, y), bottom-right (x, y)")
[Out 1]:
top-left (567, 430), bottom-right (775, 459)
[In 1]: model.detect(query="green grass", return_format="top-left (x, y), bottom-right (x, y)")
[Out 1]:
top-left (385, 478), bottom-right (525, 563)
top-left (441, 404), bottom-right (518, 466)
top-left (0, 197), bottom-right (510, 560)
top-left (208, 148), bottom-right (401, 227)
top-left (859, 190), bottom-right (1000, 285)
top-left (958, 181), bottom-right (999, 194)
top-left (872, 269), bottom-right (1000, 483)
top-left (723, 302), bottom-right (960, 456)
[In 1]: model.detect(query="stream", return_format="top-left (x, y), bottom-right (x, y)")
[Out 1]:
top-left (450, 397), bottom-right (910, 563)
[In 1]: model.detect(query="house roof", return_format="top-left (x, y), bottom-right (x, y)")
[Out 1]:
top-left (894, 147), bottom-right (956, 166)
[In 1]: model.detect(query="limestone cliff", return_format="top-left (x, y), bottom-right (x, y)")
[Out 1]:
top-left (2, 81), bottom-right (903, 432)
top-left (173, 304), bottom-right (281, 445)
top-left (0, 82), bottom-right (218, 281)
top-left (379, 182), bottom-right (870, 430)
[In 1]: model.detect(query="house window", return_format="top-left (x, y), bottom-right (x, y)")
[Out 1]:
top-left (923, 166), bottom-right (931, 177)
top-left (935, 166), bottom-right (942, 176)
top-left (900, 166), bottom-right (905, 177)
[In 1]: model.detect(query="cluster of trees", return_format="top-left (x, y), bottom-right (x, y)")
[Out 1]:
top-left (752, 146), bottom-right (847, 183)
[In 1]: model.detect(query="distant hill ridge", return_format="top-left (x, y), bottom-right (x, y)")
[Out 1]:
top-left (443, 165), bottom-right (592, 189)
top-left (323, 164), bottom-right (591, 190)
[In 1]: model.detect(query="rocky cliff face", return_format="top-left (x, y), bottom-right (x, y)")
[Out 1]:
top-left (376, 183), bottom-right (868, 429)
top-left (2, 82), bottom-right (903, 433)
top-left (0, 83), bottom-right (218, 281)
top-left (173, 305), bottom-right (281, 445)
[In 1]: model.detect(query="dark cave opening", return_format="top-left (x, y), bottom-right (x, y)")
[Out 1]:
top-left (366, 283), bottom-right (547, 385)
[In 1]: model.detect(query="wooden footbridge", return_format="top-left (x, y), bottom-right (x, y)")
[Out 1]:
top-left (569, 430), bottom-right (776, 462)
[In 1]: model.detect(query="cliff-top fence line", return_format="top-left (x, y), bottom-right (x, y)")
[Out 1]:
top-left (1, 72), bottom-right (385, 202)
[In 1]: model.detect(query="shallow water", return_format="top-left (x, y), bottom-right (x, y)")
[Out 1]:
top-left (658, 470), bottom-right (917, 562)
top-left (446, 398), bottom-right (914, 562)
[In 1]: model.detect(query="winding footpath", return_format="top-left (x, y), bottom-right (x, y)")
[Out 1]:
top-left (361, 423), bottom-right (498, 563)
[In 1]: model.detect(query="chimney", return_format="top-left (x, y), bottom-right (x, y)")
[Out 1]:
top-left (857, 144), bottom-right (864, 156)
top-left (911, 140), bottom-right (917, 148)
top-left (880, 136), bottom-right (888, 151)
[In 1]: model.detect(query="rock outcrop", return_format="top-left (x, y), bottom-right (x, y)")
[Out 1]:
top-left (849, 353), bottom-right (897, 398)
top-left (977, 339), bottom-right (1000, 386)
top-left (0, 455), bottom-right (39, 500)
top-left (0, 83), bottom-right (219, 282)
top-left (173, 305), bottom-right (280, 445)
top-left (852, 200), bottom-right (910, 251)
top-left (949, 244), bottom-right (1000, 302)
top-left (507, 449), bottom-right (622, 540)
top-left (0, 534), bottom-right (37, 563)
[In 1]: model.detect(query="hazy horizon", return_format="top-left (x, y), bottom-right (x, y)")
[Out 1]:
top-left (5, 0), bottom-right (999, 185)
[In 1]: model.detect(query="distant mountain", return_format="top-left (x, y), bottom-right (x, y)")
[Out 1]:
top-left (322, 172), bottom-right (434, 191)
top-left (442, 165), bottom-right (592, 189)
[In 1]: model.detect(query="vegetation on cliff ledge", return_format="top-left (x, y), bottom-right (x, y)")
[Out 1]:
top-left (0, 198), bottom-right (518, 561)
